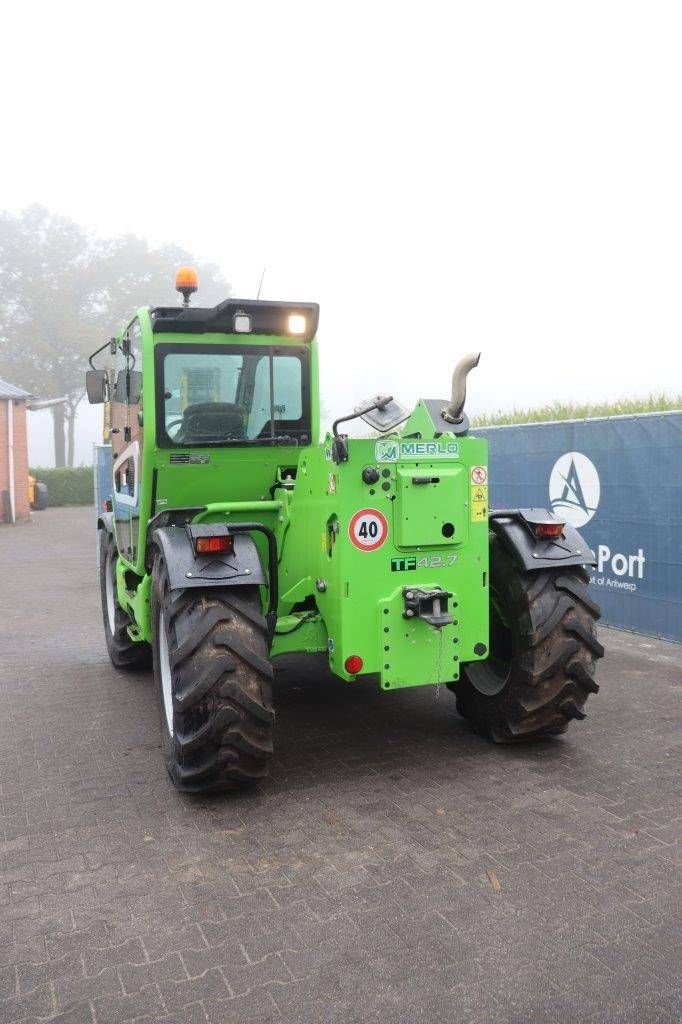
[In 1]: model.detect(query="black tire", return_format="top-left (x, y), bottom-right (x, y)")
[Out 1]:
top-left (453, 536), bottom-right (603, 742)
top-left (99, 530), bottom-right (151, 670)
top-left (151, 552), bottom-right (274, 793)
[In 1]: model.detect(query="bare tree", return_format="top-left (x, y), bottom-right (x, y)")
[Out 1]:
top-left (0, 205), bottom-right (230, 465)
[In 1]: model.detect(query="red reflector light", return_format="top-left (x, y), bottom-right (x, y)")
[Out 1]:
top-left (534, 522), bottom-right (564, 539)
top-left (196, 535), bottom-right (234, 554)
top-left (344, 655), bottom-right (363, 675)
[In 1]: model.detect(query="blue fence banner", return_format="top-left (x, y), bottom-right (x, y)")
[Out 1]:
top-left (475, 412), bottom-right (682, 642)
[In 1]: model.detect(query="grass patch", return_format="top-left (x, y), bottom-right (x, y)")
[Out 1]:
top-left (472, 393), bottom-right (682, 427)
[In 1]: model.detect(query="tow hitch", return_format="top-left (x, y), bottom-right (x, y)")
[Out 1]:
top-left (402, 587), bottom-right (454, 628)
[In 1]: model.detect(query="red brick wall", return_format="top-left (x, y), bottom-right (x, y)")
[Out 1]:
top-left (0, 399), bottom-right (30, 522)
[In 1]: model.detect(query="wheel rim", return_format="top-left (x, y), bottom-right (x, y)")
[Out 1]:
top-left (466, 597), bottom-right (513, 696)
top-left (105, 550), bottom-right (117, 636)
top-left (158, 610), bottom-right (174, 736)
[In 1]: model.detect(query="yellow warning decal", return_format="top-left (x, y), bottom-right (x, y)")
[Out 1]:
top-left (471, 484), bottom-right (488, 522)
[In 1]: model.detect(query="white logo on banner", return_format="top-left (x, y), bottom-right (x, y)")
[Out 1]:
top-left (549, 451), bottom-right (600, 527)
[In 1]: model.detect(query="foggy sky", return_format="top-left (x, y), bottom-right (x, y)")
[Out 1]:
top-left (2, 1), bottom-right (681, 466)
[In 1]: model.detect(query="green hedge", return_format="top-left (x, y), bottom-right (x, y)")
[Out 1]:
top-left (29, 467), bottom-right (94, 507)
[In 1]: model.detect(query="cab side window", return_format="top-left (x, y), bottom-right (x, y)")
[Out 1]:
top-left (114, 457), bottom-right (135, 498)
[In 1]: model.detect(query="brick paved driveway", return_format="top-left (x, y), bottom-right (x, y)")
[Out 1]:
top-left (0, 507), bottom-right (680, 1024)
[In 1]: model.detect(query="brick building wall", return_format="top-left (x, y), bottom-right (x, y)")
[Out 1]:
top-left (0, 399), bottom-right (30, 522)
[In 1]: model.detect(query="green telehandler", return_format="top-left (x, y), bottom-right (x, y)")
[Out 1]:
top-left (86, 269), bottom-right (603, 792)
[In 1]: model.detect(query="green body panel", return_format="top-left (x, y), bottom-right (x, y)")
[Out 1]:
top-left (270, 435), bottom-right (489, 686)
top-left (105, 304), bottom-right (489, 689)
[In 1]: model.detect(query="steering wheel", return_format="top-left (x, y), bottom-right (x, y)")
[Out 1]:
top-left (166, 418), bottom-right (185, 440)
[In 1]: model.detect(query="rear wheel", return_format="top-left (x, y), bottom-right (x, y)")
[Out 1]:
top-left (99, 530), bottom-right (151, 669)
top-left (151, 553), bottom-right (274, 792)
top-left (453, 536), bottom-right (603, 741)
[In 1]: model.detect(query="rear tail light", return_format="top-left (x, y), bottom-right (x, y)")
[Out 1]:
top-left (196, 535), bottom-right (234, 554)
top-left (534, 522), bottom-right (565, 539)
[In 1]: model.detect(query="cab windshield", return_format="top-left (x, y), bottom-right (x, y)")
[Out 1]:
top-left (156, 343), bottom-right (310, 447)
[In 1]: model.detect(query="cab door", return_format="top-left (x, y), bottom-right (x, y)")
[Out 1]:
top-left (111, 320), bottom-right (143, 563)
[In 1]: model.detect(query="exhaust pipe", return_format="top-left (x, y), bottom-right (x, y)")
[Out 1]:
top-left (441, 351), bottom-right (481, 424)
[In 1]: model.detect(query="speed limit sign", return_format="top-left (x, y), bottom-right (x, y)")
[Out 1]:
top-left (348, 508), bottom-right (389, 551)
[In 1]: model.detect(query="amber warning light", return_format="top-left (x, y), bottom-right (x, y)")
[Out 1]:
top-left (175, 266), bottom-right (198, 307)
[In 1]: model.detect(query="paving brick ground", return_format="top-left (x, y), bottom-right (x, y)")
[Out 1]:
top-left (0, 507), bottom-right (680, 1024)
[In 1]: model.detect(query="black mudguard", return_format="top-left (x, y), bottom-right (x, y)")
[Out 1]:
top-left (152, 525), bottom-right (267, 592)
top-left (489, 508), bottom-right (596, 572)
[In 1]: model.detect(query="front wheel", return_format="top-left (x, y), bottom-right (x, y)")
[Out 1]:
top-left (453, 536), bottom-right (603, 741)
top-left (99, 530), bottom-right (151, 670)
top-left (151, 553), bottom-right (274, 792)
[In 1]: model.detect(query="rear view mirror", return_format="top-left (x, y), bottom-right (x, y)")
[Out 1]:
top-left (85, 369), bottom-right (108, 404)
top-left (356, 394), bottom-right (410, 433)
top-left (127, 370), bottom-right (142, 405)
top-left (115, 369), bottom-right (142, 405)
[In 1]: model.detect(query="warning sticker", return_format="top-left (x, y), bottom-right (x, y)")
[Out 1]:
top-left (471, 465), bottom-right (488, 485)
top-left (348, 508), bottom-right (389, 551)
top-left (471, 484), bottom-right (488, 522)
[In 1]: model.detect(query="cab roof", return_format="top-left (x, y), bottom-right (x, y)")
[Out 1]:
top-left (150, 298), bottom-right (319, 342)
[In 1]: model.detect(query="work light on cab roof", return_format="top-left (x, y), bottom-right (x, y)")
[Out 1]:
top-left (287, 313), bottom-right (306, 335)
top-left (175, 266), bottom-right (198, 306)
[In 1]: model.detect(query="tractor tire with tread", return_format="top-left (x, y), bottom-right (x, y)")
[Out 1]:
top-left (452, 535), bottom-right (603, 742)
top-left (99, 530), bottom-right (151, 670)
top-left (151, 552), bottom-right (274, 793)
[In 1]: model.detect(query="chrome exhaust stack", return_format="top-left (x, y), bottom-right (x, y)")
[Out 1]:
top-left (441, 352), bottom-right (481, 424)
